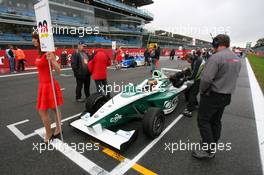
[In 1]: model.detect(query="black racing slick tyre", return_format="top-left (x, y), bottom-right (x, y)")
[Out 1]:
top-left (143, 107), bottom-right (165, 139)
top-left (132, 61), bottom-right (137, 68)
top-left (85, 93), bottom-right (108, 115)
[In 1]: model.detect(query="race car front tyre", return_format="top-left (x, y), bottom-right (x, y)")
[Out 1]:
top-left (143, 107), bottom-right (165, 139)
top-left (85, 93), bottom-right (108, 116)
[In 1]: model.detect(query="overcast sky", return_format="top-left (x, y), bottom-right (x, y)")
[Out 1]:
top-left (142, 0), bottom-right (264, 47)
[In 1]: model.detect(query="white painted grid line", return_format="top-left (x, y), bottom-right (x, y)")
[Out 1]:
top-left (0, 68), bottom-right (72, 78)
top-left (35, 128), bottom-right (109, 175)
top-left (110, 114), bottom-right (184, 175)
top-left (7, 119), bottom-right (37, 140)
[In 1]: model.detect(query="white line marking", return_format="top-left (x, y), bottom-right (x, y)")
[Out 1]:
top-left (0, 68), bottom-right (72, 78)
top-left (35, 129), bottom-right (109, 175)
top-left (7, 113), bottom-right (81, 141)
top-left (110, 114), bottom-right (184, 175)
top-left (60, 73), bottom-right (72, 77)
top-left (43, 112), bottom-right (82, 129)
top-left (61, 88), bottom-right (65, 91)
top-left (107, 67), bottom-right (116, 70)
top-left (246, 58), bottom-right (264, 174)
top-left (7, 119), bottom-right (37, 140)
top-left (107, 66), bottom-right (146, 71)
top-left (35, 112), bottom-right (109, 174)
top-left (61, 113), bottom-right (81, 123)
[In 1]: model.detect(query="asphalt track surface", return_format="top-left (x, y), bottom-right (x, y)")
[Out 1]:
top-left (0, 57), bottom-right (262, 175)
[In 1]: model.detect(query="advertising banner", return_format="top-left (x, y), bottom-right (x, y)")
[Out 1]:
top-left (34, 0), bottom-right (55, 52)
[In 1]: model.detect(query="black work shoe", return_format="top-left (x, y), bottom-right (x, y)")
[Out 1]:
top-left (192, 149), bottom-right (215, 160)
top-left (194, 105), bottom-right (199, 110)
top-left (183, 109), bottom-right (192, 118)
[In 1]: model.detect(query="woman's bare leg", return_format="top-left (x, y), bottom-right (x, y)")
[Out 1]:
top-left (38, 110), bottom-right (52, 142)
top-left (52, 108), bottom-right (61, 135)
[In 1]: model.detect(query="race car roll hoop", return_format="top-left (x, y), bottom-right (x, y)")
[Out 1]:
top-left (71, 68), bottom-right (193, 151)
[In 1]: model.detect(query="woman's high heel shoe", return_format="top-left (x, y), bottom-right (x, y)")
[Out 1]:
top-left (53, 131), bottom-right (63, 139)
top-left (43, 134), bottom-right (54, 144)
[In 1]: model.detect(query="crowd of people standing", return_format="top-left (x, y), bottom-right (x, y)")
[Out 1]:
top-left (71, 41), bottom-right (112, 102)
top-left (5, 45), bottom-right (26, 73)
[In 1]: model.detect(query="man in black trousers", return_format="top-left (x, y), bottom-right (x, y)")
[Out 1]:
top-left (71, 41), bottom-right (91, 102)
top-left (192, 34), bottom-right (241, 159)
top-left (183, 53), bottom-right (204, 117)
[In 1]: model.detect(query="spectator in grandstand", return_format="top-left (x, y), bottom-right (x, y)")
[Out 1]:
top-left (71, 41), bottom-right (91, 102)
top-left (60, 48), bottom-right (68, 68)
top-left (88, 46), bottom-right (112, 98)
top-left (182, 53), bottom-right (205, 118)
top-left (5, 45), bottom-right (16, 73)
top-left (14, 46), bottom-right (26, 71)
top-left (144, 48), bottom-right (150, 66)
top-left (170, 49), bottom-right (176, 60)
top-left (192, 34), bottom-right (241, 159)
top-left (32, 32), bottom-right (63, 143)
top-left (116, 46), bottom-right (124, 70)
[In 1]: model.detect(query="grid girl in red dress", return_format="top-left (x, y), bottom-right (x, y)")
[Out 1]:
top-left (32, 32), bottom-right (63, 143)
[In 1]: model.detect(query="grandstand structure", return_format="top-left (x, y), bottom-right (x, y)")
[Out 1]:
top-left (0, 0), bottom-right (153, 49)
top-left (143, 30), bottom-right (211, 49)
top-left (0, 0), bottom-right (210, 50)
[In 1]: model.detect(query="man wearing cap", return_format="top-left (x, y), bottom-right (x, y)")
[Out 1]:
top-left (192, 34), bottom-right (241, 159)
top-left (71, 41), bottom-right (91, 102)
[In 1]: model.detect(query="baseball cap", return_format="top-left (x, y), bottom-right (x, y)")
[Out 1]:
top-left (78, 40), bottom-right (87, 46)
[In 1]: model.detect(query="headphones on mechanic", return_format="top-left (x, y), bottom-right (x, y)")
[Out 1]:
top-left (212, 37), bottom-right (220, 48)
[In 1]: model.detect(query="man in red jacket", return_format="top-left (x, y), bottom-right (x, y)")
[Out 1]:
top-left (88, 48), bottom-right (112, 97)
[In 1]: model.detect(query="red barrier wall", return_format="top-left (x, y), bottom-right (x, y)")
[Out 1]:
top-left (0, 48), bottom-right (192, 69)
top-left (0, 48), bottom-right (145, 69)
top-left (162, 48), bottom-right (192, 57)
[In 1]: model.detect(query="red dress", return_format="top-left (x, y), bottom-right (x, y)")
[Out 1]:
top-left (35, 53), bottom-right (63, 110)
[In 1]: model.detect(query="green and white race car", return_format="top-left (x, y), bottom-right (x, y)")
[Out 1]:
top-left (70, 68), bottom-right (192, 150)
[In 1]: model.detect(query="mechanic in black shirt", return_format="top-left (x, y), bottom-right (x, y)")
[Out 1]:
top-left (183, 53), bottom-right (205, 117)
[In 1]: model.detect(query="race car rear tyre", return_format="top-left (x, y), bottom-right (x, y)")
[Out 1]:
top-left (143, 107), bottom-right (165, 139)
top-left (85, 93), bottom-right (108, 115)
top-left (132, 62), bottom-right (137, 68)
